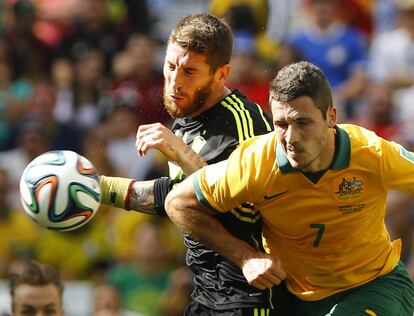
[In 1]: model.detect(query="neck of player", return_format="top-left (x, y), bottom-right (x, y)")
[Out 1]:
top-left (190, 86), bottom-right (232, 118)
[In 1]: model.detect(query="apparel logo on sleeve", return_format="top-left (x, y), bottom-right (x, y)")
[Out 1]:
top-left (333, 175), bottom-right (365, 202)
top-left (264, 190), bottom-right (289, 200)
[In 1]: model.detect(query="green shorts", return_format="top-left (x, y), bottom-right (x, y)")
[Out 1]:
top-left (272, 261), bottom-right (414, 316)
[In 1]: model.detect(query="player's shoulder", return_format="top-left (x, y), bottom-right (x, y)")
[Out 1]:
top-left (339, 123), bottom-right (378, 140)
top-left (338, 123), bottom-right (388, 153)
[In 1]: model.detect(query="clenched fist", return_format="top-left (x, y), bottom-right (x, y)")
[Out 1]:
top-left (242, 253), bottom-right (286, 289)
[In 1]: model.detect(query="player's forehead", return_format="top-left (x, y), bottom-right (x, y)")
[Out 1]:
top-left (271, 96), bottom-right (321, 121)
top-left (164, 42), bottom-right (209, 69)
top-left (14, 284), bottom-right (61, 306)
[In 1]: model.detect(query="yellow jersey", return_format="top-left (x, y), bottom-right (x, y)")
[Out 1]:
top-left (194, 124), bottom-right (414, 301)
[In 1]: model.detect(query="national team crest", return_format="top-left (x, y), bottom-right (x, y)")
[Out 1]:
top-left (333, 175), bottom-right (365, 202)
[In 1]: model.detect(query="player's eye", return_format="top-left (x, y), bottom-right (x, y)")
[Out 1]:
top-left (21, 309), bottom-right (35, 316)
top-left (274, 123), bottom-right (288, 129)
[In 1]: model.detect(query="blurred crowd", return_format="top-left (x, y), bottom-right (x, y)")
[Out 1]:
top-left (0, 0), bottom-right (414, 315)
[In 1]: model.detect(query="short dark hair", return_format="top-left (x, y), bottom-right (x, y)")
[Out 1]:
top-left (269, 61), bottom-right (333, 119)
top-left (9, 261), bottom-right (64, 307)
top-left (169, 13), bottom-right (233, 72)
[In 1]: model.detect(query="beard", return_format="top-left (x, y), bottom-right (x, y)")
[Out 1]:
top-left (163, 80), bottom-right (213, 118)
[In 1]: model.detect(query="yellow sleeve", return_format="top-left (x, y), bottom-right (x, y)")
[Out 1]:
top-left (193, 140), bottom-right (256, 212)
top-left (381, 139), bottom-right (414, 192)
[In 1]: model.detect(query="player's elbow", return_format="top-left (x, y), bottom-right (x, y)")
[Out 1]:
top-left (165, 187), bottom-right (181, 223)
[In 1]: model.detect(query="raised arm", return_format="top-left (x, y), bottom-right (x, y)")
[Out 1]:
top-left (135, 123), bottom-right (207, 175)
top-left (165, 173), bottom-right (286, 289)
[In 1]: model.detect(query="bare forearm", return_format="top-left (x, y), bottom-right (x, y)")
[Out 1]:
top-left (100, 176), bottom-right (159, 215)
top-left (165, 181), bottom-right (255, 268)
top-left (128, 180), bottom-right (157, 214)
top-left (176, 146), bottom-right (207, 175)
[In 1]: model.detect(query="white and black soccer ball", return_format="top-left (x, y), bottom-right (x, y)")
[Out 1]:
top-left (20, 150), bottom-right (101, 231)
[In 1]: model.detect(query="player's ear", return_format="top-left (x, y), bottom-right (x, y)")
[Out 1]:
top-left (215, 64), bottom-right (230, 83)
top-left (327, 106), bottom-right (337, 128)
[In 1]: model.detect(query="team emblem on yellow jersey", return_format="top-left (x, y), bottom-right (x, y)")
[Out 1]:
top-left (333, 175), bottom-right (365, 202)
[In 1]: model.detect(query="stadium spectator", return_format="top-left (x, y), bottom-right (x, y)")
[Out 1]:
top-left (2, 0), bottom-right (53, 80)
top-left (106, 221), bottom-right (173, 316)
top-left (353, 81), bottom-right (407, 142)
top-left (50, 57), bottom-right (76, 125)
top-left (0, 42), bottom-right (33, 150)
top-left (165, 61), bottom-right (414, 315)
top-left (227, 31), bottom-right (271, 113)
top-left (0, 170), bottom-right (39, 277)
top-left (119, 33), bottom-right (170, 125)
top-left (209, 1), bottom-right (279, 65)
top-left (338, 0), bottom-right (374, 38)
top-left (158, 266), bottom-right (194, 316)
top-left (373, 0), bottom-right (398, 35)
top-left (72, 49), bottom-right (109, 130)
top-left (104, 102), bottom-right (167, 180)
top-left (122, 0), bottom-right (153, 34)
top-left (93, 283), bottom-right (143, 316)
top-left (99, 13), bottom-right (275, 315)
top-left (9, 260), bottom-right (64, 316)
top-left (368, 0), bottom-right (414, 131)
top-left (209, 0), bottom-right (269, 33)
top-left (34, 222), bottom-right (113, 280)
top-left (81, 123), bottom-right (122, 177)
top-left (10, 80), bottom-right (82, 152)
top-left (287, 0), bottom-right (368, 120)
top-left (56, 0), bottom-right (129, 72)
top-left (0, 116), bottom-right (51, 208)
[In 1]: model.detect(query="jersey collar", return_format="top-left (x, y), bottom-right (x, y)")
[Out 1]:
top-left (276, 125), bottom-right (350, 174)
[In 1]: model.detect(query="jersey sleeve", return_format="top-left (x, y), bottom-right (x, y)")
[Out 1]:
top-left (193, 140), bottom-right (256, 213)
top-left (380, 139), bottom-right (414, 192)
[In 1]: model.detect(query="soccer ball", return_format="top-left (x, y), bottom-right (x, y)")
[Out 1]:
top-left (20, 150), bottom-right (101, 231)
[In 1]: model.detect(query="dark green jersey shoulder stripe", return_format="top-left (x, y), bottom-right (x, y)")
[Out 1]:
top-left (220, 99), bottom-right (245, 143)
top-left (221, 95), bottom-right (252, 142)
top-left (231, 94), bottom-right (255, 138)
top-left (224, 95), bottom-right (252, 140)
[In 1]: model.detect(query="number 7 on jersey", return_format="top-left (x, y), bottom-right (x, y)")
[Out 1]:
top-left (310, 223), bottom-right (325, 247)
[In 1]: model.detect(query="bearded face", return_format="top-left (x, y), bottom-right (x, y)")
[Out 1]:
top-left (162, 42), bottom-right (216, 118)
top-left (163, 79), bottom-right (213, 118)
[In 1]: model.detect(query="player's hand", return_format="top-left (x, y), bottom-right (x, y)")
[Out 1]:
top-left (135, 123), bottom-right (187, 162)
top-left (242, 253), bottom-right (286, 289)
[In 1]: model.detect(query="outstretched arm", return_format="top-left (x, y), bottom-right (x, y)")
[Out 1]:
top-left (100, 176), bottom-right (159, 214)
top-left (100, 123), bottom-right (208, 214)
top-left (165, 174), bottom-right (286, 289)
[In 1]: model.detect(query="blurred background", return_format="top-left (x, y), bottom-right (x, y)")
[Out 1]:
top-left (0, 0), bottom-right (414, 315)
